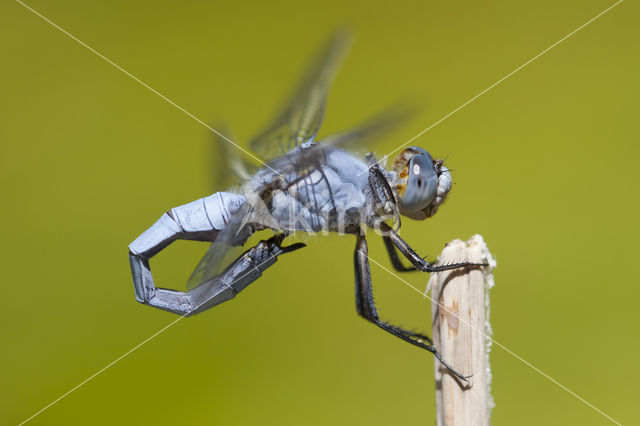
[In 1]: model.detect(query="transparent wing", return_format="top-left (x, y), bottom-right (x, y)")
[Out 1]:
top-left (320, 104), bottom-right (416, 151)
top-left (185, 111), bottom-right (410, 292)
top-left (185, 200), bottom-right (257, 291)
top-left (211, 125), bottom-right (258, 191)
top-left (260, 103), bottom-right (414, 175)
top-left (185, 145), bottom-right (338, 292)
top-left (248, 30), bottom-right (352, 160)
top-left (189, 41), bottom-right (412, 293)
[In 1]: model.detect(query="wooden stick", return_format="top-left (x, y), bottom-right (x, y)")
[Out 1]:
top-left (428, 235), bottom-right (496, 426)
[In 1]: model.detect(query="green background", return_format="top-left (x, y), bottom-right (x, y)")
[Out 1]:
top-left (2, 0), bottom-right (638, 424)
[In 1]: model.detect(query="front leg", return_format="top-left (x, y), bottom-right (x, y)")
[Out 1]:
top-left (382, 235), bottom-right (416, 272)
top-left (354, 231), bottom-right (469, 381)
top-left (382, 224), bottom-right (487, 273)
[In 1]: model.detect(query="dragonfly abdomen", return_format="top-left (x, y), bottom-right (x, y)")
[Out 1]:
top-left (129, 191), bottom-right (246, 260)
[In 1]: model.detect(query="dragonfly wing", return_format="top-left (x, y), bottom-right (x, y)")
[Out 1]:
top-left (187, 109), bottom-right (409, 293)
top-left (188, 29), bottom-right (412, 291)
top-left (186, 143), bottom-right (339, 292)
top-left (320, 104), bottom-right (416, 151)
top-left (185, 199), bottom-right (266, 291)
top-left (211, 125), bottom-right (258, 191)
top-left (248, 30), bottom-right (352, 160)
top-left (261, 105), bottom-right (415, 181)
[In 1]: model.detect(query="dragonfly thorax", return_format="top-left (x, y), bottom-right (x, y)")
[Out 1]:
top-left (245, 147), bottom-right (386, 234)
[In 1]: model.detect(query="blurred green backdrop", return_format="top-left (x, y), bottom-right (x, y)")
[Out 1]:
top-left (2, 0), bottom-right (638, 425)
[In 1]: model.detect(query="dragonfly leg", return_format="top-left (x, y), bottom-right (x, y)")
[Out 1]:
top-left (382, 225), bottom-right (487, 273)
top-left (354, 231), bottom-right (470, 381)
top-left (130, 233), bottom-right (304, 316)
top-left (382, 235), bottom-right (416, 272)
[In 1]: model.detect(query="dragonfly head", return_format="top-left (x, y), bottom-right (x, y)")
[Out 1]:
top-left (393, 146), bottom-right (451, 220)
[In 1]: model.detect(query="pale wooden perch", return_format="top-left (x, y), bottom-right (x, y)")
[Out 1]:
top-left (427, 235), bottom-right (496, 426)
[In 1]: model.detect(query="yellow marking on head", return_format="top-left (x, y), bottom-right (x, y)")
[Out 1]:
top-left (395, 165), bottom-right (409, 196)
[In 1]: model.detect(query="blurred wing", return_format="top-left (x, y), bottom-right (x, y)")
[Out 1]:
top-left (185, 199), bottom-right (267, 291)
top-left (211, 126), bottom-right (258, 191)
top-left (189, 34), bottom-right (412, 292)
top-left (188, 105), bottom-right (414, 291)
top-left (186, 145), bottom-right (336, 292)
top-left (320, 104), bottom-right (416, 151)
top-left (248, 30), bottom-right (352, 160)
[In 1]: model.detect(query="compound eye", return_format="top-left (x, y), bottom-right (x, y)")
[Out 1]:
top-left (402, 154), bottom-right (438, 212)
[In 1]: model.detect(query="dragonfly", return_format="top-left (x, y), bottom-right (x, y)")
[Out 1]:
top-left (128, 32), bottom-right (485, 381)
